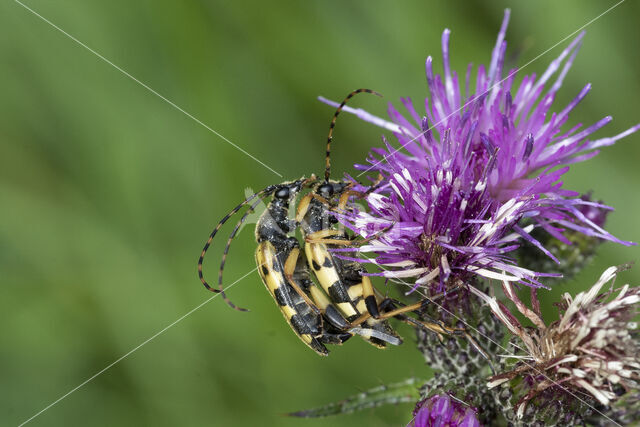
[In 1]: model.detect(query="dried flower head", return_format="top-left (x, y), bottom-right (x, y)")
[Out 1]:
top-left (324, 9), bottom-right (637, 292)
top-left (410, 393), bottom-right (480, 427)
top-left (471, 266), bottom-right (640, 419)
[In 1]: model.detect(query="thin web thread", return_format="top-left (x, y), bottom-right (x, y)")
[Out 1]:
top-left (13, 0), bottom-right (283, 178)
top-left (357, 0), bottom-right (627, 179)
top-left (392, 274), bottom-right (621, 426)
top-left (18, 267), bottom-right (257, 426)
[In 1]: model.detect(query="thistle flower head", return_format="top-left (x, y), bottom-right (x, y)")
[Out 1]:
top-left (410, 394), bottom-right (480, 427)
top-left (325, 9), bottom-right (638, 292)
top-left (472, 266), bottom-right (640, 419)
top-left (340, 154), bottom-right (544, 292)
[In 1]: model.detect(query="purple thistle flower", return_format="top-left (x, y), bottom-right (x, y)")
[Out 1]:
top-left (324, 9), bottom-right (638, 290)
top-left (410, 394), bottom-right (480, 427)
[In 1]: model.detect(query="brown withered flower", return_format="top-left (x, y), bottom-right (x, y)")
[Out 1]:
top-left (471, 266), bottom-right (640, 419)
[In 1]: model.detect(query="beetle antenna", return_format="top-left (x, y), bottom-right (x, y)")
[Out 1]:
top-left (198, 184), bottom-right (276, 293)
top-left (217, 195), bottom-right (265, 311)
top-left (325, 88), bottom-right (382, 182)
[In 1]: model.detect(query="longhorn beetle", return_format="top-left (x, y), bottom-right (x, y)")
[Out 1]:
top-left (197, 89), bottom-right (401, 355)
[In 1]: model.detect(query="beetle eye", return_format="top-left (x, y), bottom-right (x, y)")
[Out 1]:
top-left (317, 183), bottom-right (334, 198)
top-left (275, 187), bottom-right (290, 199)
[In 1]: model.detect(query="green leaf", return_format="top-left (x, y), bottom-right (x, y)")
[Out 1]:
top-left (287, 377), bottom-right (424, 418)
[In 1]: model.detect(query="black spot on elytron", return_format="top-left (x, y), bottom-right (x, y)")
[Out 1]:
top-left (291, 308), bottom-right (321, 335)
top-left (328, 283), bottom-right (351, 303)
top-left (261, 265), bottom-right (269, 276)
top-left (295, 303), bottom-right (318, 322)
top-left (290, 314), bottom-right (315, 335)
top-left (322, 257), bottom-right (332, 268)
top-left (312, 260), bottom-right (321, 270)
top-left (273, 287), bottom-right (289, 306)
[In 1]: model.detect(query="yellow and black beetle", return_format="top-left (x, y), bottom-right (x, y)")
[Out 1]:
top-left (197, 90), bottom-right (402, 355)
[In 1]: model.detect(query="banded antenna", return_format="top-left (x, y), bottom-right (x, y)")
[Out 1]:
top-left (325, 88), bottom-right (382, 182)
top-left (198, 184), bottom-right (276, 296)
top-left (215, 195), bottom-right (265, 312)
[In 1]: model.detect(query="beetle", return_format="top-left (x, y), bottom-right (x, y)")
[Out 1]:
top-left (197, 89), bottom-right (401, 355)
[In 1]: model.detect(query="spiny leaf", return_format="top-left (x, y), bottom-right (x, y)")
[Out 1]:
top-left (287, 377), bottom-right (424, 418)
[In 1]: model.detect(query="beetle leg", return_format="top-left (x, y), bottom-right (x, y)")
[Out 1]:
top-left (283, 247), bottom-right (322, 315)
top-left (295, 193), bottom-right (314, 224)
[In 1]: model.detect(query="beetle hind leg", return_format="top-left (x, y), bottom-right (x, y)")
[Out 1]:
top-left (283, 247), bottom-right (322, 315)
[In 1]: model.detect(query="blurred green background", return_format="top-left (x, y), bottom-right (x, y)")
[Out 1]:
top-left (2, 0), bottom-right (639, 425)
